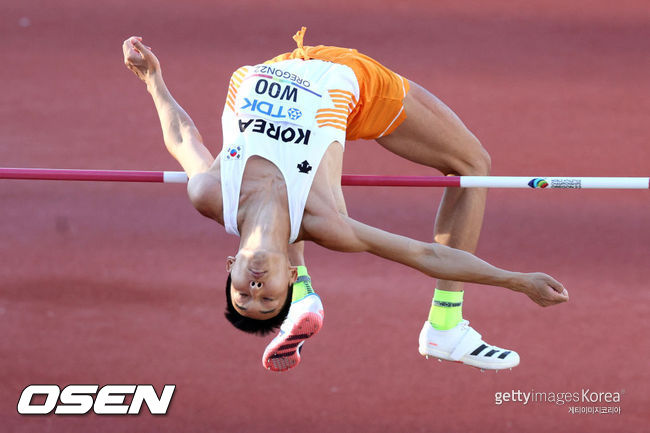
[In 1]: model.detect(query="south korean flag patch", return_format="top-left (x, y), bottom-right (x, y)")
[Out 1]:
top-left (226, 145), bottom-right (243, 160)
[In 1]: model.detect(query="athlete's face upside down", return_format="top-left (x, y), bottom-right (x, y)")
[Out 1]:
top-left (226, 248), bottom-right (297, 320)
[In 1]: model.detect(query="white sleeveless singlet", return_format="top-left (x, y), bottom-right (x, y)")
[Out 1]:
top-left (220, 59), bottom-right (359, 243)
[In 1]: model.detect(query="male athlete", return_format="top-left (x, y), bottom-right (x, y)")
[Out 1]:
top-left (122, 29), bottom-right (568, 372)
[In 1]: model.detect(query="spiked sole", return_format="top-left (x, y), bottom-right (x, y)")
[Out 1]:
top-left (262, 312), bottom-right (323, 372)
top-left (423, 354), bottom-right (517, 372)
top-left (420, 346), bottom-right (520, 370)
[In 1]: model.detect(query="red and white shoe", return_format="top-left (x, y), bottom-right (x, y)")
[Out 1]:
top-left (262, 294), bottom-right (324, 372)
top-left (418, 320), bottom-right (520, 370)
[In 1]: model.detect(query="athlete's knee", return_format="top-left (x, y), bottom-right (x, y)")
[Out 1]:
top-left (445, 140), bottom-right (491, 176)
top-left (467, 144), bottom-right (491, 176)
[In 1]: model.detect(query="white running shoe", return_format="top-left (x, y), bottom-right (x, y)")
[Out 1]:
top-left (262, 294), bottom-right (324, 372)
top-left (418, 320), bottom-right (520, 370)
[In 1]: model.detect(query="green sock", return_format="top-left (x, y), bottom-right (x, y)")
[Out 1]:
top-left (291, 266), bottom-right (315, 303)
top-left (428, 289), bottom-right (464, 330)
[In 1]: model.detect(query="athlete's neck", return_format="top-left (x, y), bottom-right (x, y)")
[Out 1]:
top-left (238, 186), bottom-right (291, 254)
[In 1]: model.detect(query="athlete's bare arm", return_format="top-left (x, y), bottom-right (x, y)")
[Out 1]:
top-left (306, 213), bottom-right (568, 307)
top-left (122, 37), bottom-right (214, 179)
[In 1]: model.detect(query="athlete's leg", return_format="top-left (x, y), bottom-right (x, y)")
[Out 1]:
top-left (376, 81), bottom-right (519, 370)
top-left (376, 80), bottom-right (491, 292)
top-left (288, 241), bottom-right (306, 267)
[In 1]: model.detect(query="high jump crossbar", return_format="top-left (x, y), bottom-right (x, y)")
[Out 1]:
top-left (0, 168), bottom-right (648, 189)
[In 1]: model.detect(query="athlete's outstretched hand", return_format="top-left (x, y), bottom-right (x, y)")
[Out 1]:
top-left (515, 272), bottom-right (569, 307)
top-left (122, 36), bottom-right (160, 83)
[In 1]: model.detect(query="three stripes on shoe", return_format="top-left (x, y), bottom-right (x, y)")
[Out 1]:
top-left (269, 334), bottom-right (310, 361)
top-left (470, 344), bottom-right (512, 359)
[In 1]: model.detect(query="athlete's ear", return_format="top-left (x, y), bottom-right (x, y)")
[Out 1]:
top-left (226, 256), bottom-right (236, 272)
top-left (288, 266), bottom-right (298, 284)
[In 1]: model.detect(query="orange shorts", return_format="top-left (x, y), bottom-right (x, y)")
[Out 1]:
top-left (265, 46), bottom-right (410, 141)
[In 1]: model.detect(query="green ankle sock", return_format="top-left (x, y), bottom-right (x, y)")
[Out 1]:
top-left (428, 289), bottom-right (464, 330)
top-left (291, 266), bottom-right (315, 303)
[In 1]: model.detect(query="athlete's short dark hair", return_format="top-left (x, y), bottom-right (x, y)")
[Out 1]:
top-left (224, 273), bottom-right (293, 336)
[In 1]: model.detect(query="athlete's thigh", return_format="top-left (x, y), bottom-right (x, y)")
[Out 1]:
top-left (376, 80), bottom-right (485, 175)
